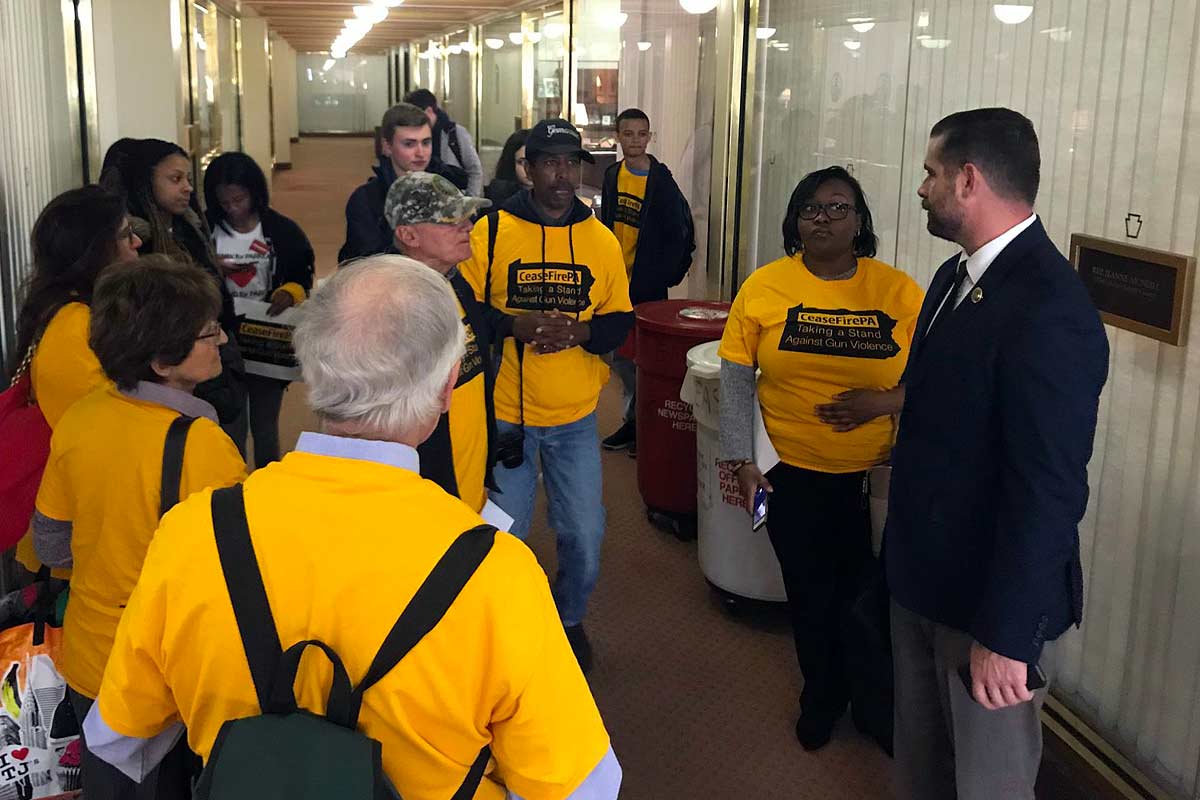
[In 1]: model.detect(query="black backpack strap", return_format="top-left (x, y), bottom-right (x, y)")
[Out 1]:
top-left (348, 524), bottom-right (496, 797)
top-left (446, 124), bottom-right (465, 166)
top-left (350, 524), bottom-right (497, 708)
top-left (451, 746), bottom-right (492, 800)
top-left (483, 211), bottom-right (499, 309)
top-left (159, 415), bottom-right (196, 518)
top-left (211, 485), bottom-right (284, 714)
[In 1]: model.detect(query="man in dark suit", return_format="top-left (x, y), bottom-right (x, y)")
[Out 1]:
top-left (885, 108), bottom-right (1109, 799)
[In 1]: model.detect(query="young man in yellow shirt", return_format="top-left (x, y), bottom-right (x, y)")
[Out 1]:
top-left (85, 257), bottom-right (620, 800)
top-left (461, 119), bottom-right (634, 672)
top-left (598, 108), bottom-right (696, 454)
top-left (384, 171), bottom-right (495, 512)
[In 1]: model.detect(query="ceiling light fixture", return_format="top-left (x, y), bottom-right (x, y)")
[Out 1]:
top-left (679, 0), bottom-right (718, 14)
top-left (919, 37), bottom-right (951, 48)
top-left (756, 27), bottom-right (776, 39)
top-left (917, 11), bottom-right (930, 27)
top-left (353, 4), bottom-right (387, 24)
top-left (485, 38), bottom-right (504, 50)
top-left (637, 41), bottom-right (652, 51)
top-left (544, 21), bottom-right (565, 39)
top-left (843, 39), bottom-right (861, 51)
top-left (852, 21), bottom-right (876, 33)
top-left (527, 31), bottom-right (543, 43)
top-left (993, 4), bottom-right (1034, 24)
top-left (508, 32), bottom-right (524, 44)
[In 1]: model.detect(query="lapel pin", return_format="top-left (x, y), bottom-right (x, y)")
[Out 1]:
top-left (970, 286), bottom-right (984, 304)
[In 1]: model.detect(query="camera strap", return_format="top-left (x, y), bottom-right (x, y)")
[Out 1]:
top-left (484, 211), bottom-right (525, 429)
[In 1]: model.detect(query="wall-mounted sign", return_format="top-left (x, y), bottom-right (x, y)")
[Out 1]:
top-left (1069, 234), bottom-right (1194, 346)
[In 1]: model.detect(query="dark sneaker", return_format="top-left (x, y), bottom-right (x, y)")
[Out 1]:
top-left (602, 421), bottom-right (636, 452)
top-left (564, 624), bottom-right (594, 673)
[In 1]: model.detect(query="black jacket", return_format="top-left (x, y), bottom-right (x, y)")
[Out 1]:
top-left (338, 157), bottom-right (465, 264)
top-left (483, 178), bottom-right (524, 208)
top-left (417, 270), bottom-right (499, 500)
top-left (478, 190), bottom-right (635, 356)
top-left (209, 207), bottom-right (315, 300)
top-left (599, 156), bottom-right (695, 305)
top-left (884, 220), bottom-right (1109, 664)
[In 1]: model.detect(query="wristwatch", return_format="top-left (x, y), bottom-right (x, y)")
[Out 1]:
top-left (724, 459), bottom-right (754, 473)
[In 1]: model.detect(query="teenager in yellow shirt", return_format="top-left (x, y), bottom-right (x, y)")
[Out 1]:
top-left (34, 254), bottom-right (246, 797)
top-left (597, 108), bottom-right (696, 454)
top-left (717, 167), bottom-right (923, 752)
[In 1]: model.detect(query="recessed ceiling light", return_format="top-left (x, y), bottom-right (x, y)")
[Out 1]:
top-left (993, 4), bottom-right (1034, 24)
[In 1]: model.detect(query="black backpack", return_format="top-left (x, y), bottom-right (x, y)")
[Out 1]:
top-left (194, 484), bottom-right (496, 799)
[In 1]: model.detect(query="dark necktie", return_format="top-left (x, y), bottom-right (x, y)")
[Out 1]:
top-left (926, 259), bottom-right (969, 340)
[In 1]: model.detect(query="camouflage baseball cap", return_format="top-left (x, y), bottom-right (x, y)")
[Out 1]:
top-left (384, 171), bottom-right (491, 228)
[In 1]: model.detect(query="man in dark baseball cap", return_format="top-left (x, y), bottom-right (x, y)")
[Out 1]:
top-left (524, 118), bottom-right (596, 164)
top-left (459, 118), bottom-right (633, 673)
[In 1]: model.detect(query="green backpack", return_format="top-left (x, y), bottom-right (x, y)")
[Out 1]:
top-left (194, 484), bottom-right (496, 800)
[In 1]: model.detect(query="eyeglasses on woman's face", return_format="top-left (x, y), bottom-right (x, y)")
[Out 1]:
top-left (798, 202), bottom-right (856, 221)
top-left (196, 323), bottom-right (223, 342)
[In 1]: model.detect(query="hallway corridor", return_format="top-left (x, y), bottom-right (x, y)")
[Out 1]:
top-left (265, 139), bottom-right (1119, 800)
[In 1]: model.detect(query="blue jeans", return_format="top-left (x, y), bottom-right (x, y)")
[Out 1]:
top-left (490, 412), bottom-right (606, 627)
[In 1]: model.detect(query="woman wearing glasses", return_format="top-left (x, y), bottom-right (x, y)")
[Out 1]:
top-left (717, 166), bottom-right (923, 751)
top-left (8, 186), bottom-right (142, 577)
top-left (32, 254), bottom-right (245, 799)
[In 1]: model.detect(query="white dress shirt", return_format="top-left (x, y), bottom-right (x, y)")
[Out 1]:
top-left (926, 213), bottom-right (1038, 333)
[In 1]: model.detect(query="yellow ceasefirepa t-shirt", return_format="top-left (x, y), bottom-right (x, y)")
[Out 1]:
top-left (718, 254), bottom-right (925, 473)
top-left (18, 302), bottom-right (112, 578)
top-left (450, 294), bottom-right (489, 512)
top-left (97, 451), bottom-right (612, 800)
top-left (460, 211), bottom-right (632, 427)
top-left (614, 162), bottom-right (649, 277)
top-left (35, 386), bottom-right (246, 698)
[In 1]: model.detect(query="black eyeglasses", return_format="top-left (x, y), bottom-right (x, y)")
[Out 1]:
top-left (196, 325), bottom-right (223, 341)
top-left (798, 202), bottom-right (856, 221)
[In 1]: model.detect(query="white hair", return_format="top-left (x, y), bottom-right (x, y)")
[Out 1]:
top-left (293, 255), bottom-right (466, 439)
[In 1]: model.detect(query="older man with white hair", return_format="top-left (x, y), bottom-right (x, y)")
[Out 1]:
top-left (84, 256), bottom-right (621, 800)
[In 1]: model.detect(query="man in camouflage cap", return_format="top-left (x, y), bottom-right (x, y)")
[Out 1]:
top-left (384, 172), bottom-right (498, 514)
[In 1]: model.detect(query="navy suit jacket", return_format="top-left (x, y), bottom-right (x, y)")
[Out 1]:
top-left (884, 219), bottom-right (1109, 664)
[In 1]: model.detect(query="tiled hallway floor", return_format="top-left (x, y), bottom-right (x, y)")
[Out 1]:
top-left (269, 137), bottom-right (1125, 800)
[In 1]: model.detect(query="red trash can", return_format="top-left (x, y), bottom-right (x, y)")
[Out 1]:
top-left (633, 300), bottom-right (730, 537)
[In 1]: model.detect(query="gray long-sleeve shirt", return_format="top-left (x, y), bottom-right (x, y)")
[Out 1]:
top-left (719, 359), bottom-right (757, 462)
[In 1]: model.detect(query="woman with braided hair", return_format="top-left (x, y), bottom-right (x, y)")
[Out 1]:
top-left (99, 139), bottom-right (246, 435)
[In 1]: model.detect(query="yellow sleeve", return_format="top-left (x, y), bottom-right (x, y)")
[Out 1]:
top-left (716, 280), bottom-right (759, 368)
top-left (276, 282), bottom-right (307, 305)
top-left (34, 305), bottom-right (107, 429)
top-left (459, 218), bottom-right (491, 302)
top-left (179, 421), bottom-right (248, 499)
top-left (489, 548), bottom-right (610, 799)
top-left (96, 524), bottom-right (182, 737)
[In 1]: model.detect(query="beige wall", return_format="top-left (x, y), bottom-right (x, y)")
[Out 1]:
top-left (239, 16), bottom-right (272, 177)
top-left (91, 0), bottom-right (187, 154)
top-left (270, 35), bottom-right (297, 166)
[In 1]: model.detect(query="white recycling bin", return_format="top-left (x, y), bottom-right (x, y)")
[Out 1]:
top-left (681, 341), bottom-right (787, 602)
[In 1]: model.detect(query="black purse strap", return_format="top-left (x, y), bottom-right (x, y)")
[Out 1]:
top-left (160, 415), bottom-right (197, 518)
top-left (211, 485), bottom-right (284, 713)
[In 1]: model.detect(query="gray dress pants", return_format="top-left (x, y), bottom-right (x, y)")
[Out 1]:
top-left (891, 599), bottom-right (1054, 800)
